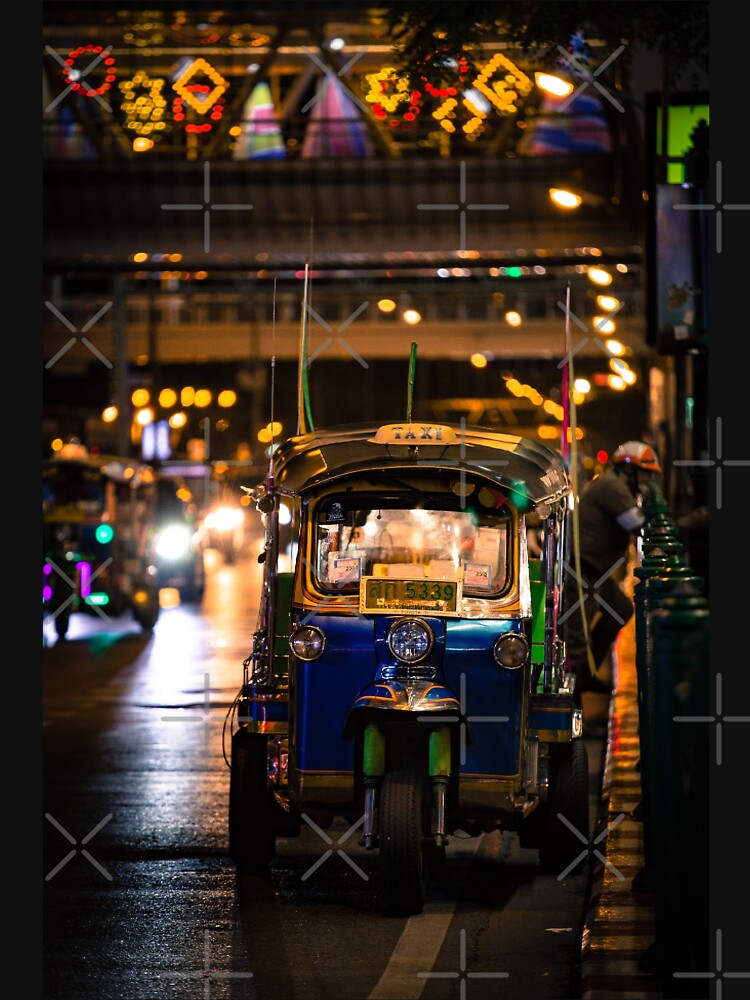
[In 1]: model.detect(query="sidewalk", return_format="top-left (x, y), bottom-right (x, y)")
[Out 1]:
top-left (580, 617), bottom-right (662, 999)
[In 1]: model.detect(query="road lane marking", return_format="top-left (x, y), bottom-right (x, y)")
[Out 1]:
top-left (367, 838), bottom-right (482, 999)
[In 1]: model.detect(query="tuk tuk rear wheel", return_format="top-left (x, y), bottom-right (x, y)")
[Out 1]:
top-left (47, 577), bottom-right (73, 640)
top-left (52, 604), bottom-right (71, 641)
top-left (132, 587), bottom-right (160, 631)
top-left (538, 738), bottom-right (590, 875)
top-left (379, 771), bottom-right (427, 916)
top-left (229, 729), bottom-right (275, 877)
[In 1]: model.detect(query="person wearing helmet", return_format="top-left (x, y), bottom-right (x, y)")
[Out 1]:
top-left (563, 441), bottom-right (662, 736)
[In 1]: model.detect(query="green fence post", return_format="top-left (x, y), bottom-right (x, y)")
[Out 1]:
top-left (631, 551), bottom-right (688, 890)
top-left (650, 583), bottom-right (710, 997)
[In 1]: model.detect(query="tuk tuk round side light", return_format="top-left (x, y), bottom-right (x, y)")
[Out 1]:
top-left (290, 625), bottom-right (327, 661)
top-left (493, 632), bottom-right (529, 669)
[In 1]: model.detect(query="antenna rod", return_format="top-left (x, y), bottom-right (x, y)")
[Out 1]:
top-left (297, 260), bottom-right (310, 435)
top-left (561, 283), bottom-right (571, 463)
top-left (303, 220), bottom-right (315, 433)
top-left (267, 278), bottom-right (277, 488)
top-left (296, 220), bottom-right (316, 436)
top-left (407, 342), bottom-right (417, 423)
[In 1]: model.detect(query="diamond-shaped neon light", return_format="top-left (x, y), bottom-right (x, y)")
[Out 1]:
top-left (173, 57), bottom-right (227, 114)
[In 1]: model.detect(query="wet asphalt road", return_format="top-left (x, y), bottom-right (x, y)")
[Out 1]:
top-left (42, 535), bottom-right (604, 1000)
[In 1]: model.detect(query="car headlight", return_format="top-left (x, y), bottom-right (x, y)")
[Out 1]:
top-left (290, 625), bottom-right (327, 661)
top-left (493, 632), bottom-right (529, 669)
top-left (387, 618), bottom-right (433, 663)
top-left (205, 506), bottom-right (244, 532)
top-left (155, 524), bottom-right (192, 560)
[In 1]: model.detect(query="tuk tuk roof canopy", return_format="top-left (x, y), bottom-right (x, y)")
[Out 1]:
top-left (271, 422), bottom-right (571, 509)
top-left (44, 453), bottom-right (156, 486)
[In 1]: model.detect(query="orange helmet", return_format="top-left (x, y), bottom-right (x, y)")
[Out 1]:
top-left (612, 440), bottom-right (662, 472)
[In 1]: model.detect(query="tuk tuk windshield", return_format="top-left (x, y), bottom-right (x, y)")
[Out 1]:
top-left (314, 498), bottom-right (511, 597)
top-left (43, 462), bottom-right (107, 514)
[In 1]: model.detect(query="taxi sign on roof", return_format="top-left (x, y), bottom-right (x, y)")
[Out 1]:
top-left (370, 423), bottom-right (461, 445)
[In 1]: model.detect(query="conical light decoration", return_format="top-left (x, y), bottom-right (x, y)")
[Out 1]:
top-left (232, 80), bottom-right (285, 160)
top-left (301, 74), bottom-right (373, 158)
top-left (518, 29), bottom-right (612, 156)
top-left (520, 91), bottom-right (611, 155)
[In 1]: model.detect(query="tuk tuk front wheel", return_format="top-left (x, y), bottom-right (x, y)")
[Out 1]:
top-left (228, 729), bottom-right (275, 877)
top-left (538, 738), bottom-right (590, 876)
top-left (378, 771), bottom-right (428, 916)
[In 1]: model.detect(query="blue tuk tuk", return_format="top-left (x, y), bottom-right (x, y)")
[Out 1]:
top-left (227, 409), bottom-right (587, 914)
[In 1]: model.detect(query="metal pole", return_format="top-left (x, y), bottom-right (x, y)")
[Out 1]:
top-left (112, 277), bottom-right (130, 456)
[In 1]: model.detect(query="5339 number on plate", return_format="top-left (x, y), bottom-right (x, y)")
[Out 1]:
top-left (360, 577), bottom-right (461, 615)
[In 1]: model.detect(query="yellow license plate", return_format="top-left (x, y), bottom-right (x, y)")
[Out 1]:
top-left (360, 577), bottom-right (461, 615)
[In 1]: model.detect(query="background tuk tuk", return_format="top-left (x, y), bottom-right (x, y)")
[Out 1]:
top-left (153, 471), bottom-right (206, 603)
top-left (42, 443), bottom-right (161, 640)
top-left (227, 418), bottom-right (587, 915)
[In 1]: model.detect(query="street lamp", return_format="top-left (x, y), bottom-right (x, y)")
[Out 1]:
top-left (534, 72), bottom-right (574, 98)
top-left (549, 187), bottom-right (582, 209)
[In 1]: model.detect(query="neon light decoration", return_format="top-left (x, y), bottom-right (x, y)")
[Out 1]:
top-left (172, 57), bottom-right (227, 113)
top-left (63, 44), bottom-right (117, 97)
top-left (364, 68), bottom-right (421, 126)
top-left (429, 52), bottom-right (532, 134)
top-left (78, 561), bottom-right (92, 599)
top-left (119, 71), bottom-right (170, 139)
top-left (472, 53), bottom-right (532, 113)
top-left (173, 85), bottom-right (225, 133)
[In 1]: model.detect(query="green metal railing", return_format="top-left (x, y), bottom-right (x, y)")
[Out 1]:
top-left (633, 484), bottom-right (710, 997)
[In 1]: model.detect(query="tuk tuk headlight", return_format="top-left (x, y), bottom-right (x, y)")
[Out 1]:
top-left (493, 632), bottom-right (529, 669)
top-left (155, 523), bottom-right (192, 560)
top-left (290, 625), bottom-right (327, 661)
top-left (387, 618), bottom-right (433, 663)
